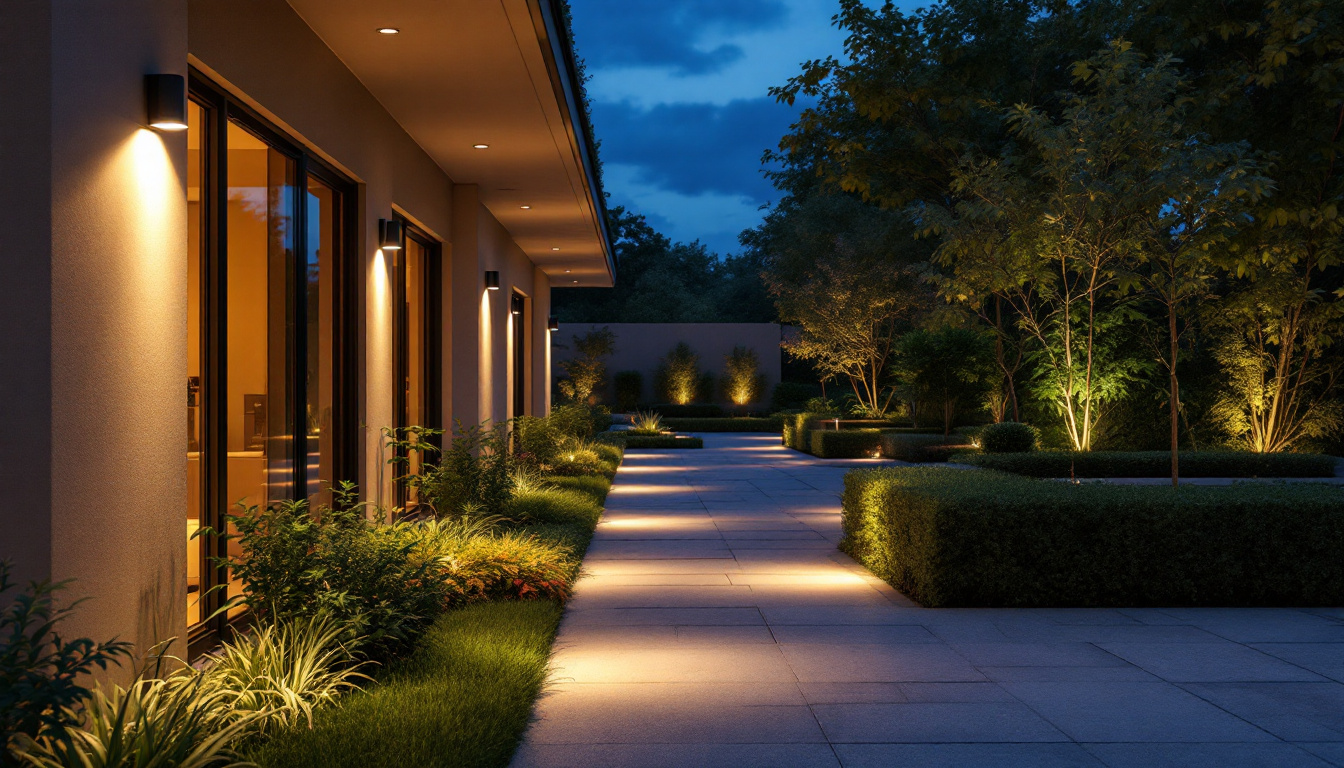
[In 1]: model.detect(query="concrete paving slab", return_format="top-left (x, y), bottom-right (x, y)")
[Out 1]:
top-left (835, 743), bottom-right (1104, 767)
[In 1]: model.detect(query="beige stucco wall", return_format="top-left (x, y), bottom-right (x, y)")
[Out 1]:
top-left (553, 323), bottom-right (783, 410)
top-left (0, 0), bottom-right (191, 657)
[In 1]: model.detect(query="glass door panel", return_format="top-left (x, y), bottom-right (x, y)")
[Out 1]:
top-left (305, 177), bottom-right (339, 508)
top-left (186, 99), bottom-right (206, 628)
top-left (225, 121), bottom-right (295, 613)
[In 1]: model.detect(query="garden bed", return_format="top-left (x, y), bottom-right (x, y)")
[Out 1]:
top-left (961, 450), bottom-right (1338, 478)
top-left (620, 434), bottom-right (704, 449)
top-left (841, 467), bottom-right (1344, 607)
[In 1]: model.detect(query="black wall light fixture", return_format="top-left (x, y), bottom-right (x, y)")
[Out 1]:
top-left (547, 315), bottom-right (560, 332)
top-left (511, 294), bottom-right (524, 315)
top-left (377, 218), bottom-right (404, 251)
top-left (484, 270), bottom-right (500, 291)
top-left (145, 74), bottom-right (188, 131)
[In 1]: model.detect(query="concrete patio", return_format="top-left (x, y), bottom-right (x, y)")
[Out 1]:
top-left (512, 433), bottom-right (1344, 767)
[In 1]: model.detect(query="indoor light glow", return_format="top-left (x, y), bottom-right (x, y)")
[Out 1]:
top-left (473, 144), bottom-right (489, 149)
top-left (377, 27), bottom-right (400, 34)
top-left (520, 205), bottom-right (532, 209)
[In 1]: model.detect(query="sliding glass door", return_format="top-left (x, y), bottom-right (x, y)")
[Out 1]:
top-left (186, 74), bottom-right (355, 653)
top-left (393, 226), bottom-right (441, 510)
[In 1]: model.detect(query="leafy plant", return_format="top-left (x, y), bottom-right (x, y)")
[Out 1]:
top-left (1, 562), bottom-right (131, 764)
top-left (547, 403), bottom-right (608, 442)
top-left (893, 327), bottom-right (995, 435)
top-left (979, 422), bottom-right (1037, 454)
top-left (412, 520), bottom-right (574, 603)
top-left (721, 347), bottom-right (765, 407)
top-left (655, 343), bottom-right (702, 406)
top-left (547, 445), bottom-right (607, 477)
top-left (422, 420), bottom-right (515, 518)
top-left (556, 328), bottom-right (615, 405)
top-left (627, 411), bottom-right (663, 436)
top-left (512, 416), bottom-right (560, 471)
top-left (504, 489), bottom-right (602, 527)
top-left (203, 613), bottom-right (369, 738)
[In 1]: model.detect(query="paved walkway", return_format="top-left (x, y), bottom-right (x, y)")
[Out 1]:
top-left (513, 434), bottom-right (1344, 767)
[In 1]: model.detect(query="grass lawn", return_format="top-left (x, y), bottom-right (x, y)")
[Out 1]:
top-left (252, 600), bottom-right (562, 768)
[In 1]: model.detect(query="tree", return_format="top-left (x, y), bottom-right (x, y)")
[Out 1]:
top-left (721, 347), bottom-right (765, 408)
top-left (655, 343), bottom-right (701, 405)
top-left (893, 327), bottom-right (995, 435)
top-left (556, 327), bottom-right (615, 405)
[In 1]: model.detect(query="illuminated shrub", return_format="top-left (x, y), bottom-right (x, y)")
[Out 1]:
top-left (721, 346), bottom-right (765, 407)
top-left (655, 342), bottom-right (701, 405)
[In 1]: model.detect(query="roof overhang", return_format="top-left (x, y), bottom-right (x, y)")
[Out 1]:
top-left (287, 0), bottom-right (613, 287)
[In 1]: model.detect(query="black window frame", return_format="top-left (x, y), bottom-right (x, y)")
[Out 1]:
top-left (391, 221), bottom-right (443, 509)
top-left (186, 70), bottom-right (360, 656)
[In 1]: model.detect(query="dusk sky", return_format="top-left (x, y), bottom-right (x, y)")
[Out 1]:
top-left (569, 1), bottom-right (910, 256)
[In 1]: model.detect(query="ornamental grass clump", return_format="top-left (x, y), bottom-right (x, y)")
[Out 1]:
top-left (627, 411), bottom-right (664, 436)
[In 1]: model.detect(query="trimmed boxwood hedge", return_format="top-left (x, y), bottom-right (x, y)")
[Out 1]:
top-left (880, 433), bottom-right (973, 462)
top-left (963, 450), bottom-right (1338, 478)
top-left (621, 435), bottom-right (704, 449)
top-left (810, 429), bottom-right (885, 458)
top-left (781, 412), bottom-right (833, 451)
top-left (841, 467), bottom-right (1344, 607)
top-left (661, 417), bottom-right (783, 433)
top-left (644, 403), bottom-right (724, 418)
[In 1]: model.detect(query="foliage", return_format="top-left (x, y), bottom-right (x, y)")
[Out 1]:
top-left (1, 563), bottom-right (131, 764)
top-left (879, 433), bottom-right (973, 463)
top-left (721, 347), bottom-right (766, 407)
top-left (841, 467), bottom-right (1344, 607)
top-left (612, 371), bottom-right (643, 412)
top-left (781, 412), bottom-right (834, 452)
top-left (251, 602), bottom-right (562, 768)
top-left (979, 422), bottom-right (1039, 454)
top-left (619, 435), bottom-right (704, 449)
top-left (660, 417), bottom-right (783, 433)
top-left (809, 429), bottom-right (884, 459)
top-left (422, 421), bottom-right (515, 518)
top-left (546, 403), bottom-right (611, 442)
top-left (542, 475), bottom-right (612, 506)
top-left (512, 416), bottom-right (560, 471)
top-left (962, 450), bottom-right (1338, 478)
top-left (893, 327), bottom-right (995, 434)
top-left (654, 343), bottom-right (702, 406)
top-left (644, 404), bottom-right (723, 418)
top-left (504, 490), bottom-right (602, 528)
top-left (627, 411), bottom-right (664, 437)
top-left (551, 206), bottom-right (775, 323)
top-left (19, 653), bottom-right (256, 768)
top-left (547, 444), bottom-right (607, 477)
top-left (555, 328), bottom-right (616, 405)
top-left (212, 490), bottom-right (447, 658)
top-left (204, 613), bottom-right (369, 739)
top-left (412, 520), bottom-right (574, 604)
top-left (768, 382), bottom-right (820, 412)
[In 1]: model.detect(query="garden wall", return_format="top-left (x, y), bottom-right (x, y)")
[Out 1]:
top-left (552, 323), bottom-right (782, 410)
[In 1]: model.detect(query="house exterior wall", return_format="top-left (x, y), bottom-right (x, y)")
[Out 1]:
top-left (0, 0), bottom-right (570, 662)
top-left (552, 323), bottom-right (784, 410)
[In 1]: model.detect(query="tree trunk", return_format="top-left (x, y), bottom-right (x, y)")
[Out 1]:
top-left (1169, 299), bottom-right (1179, 488)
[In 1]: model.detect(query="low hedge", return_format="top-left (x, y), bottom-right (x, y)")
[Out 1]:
top-left (963, 450), bottom-right (1338, 478)
top-left (643, 403), bottom-right (724, 418)
top-left (880, 433), bottom-right (973, 462)
top-left (661, 417), bottom-right (783, 433)
top-left (782, 412), bottom-right (834, 451)
top-left (810, 429), bottom-right (885, 459)
top-left (621, 435), bottom-right (704, 449)
top-left (842, 467), bottom-right (1344, 607)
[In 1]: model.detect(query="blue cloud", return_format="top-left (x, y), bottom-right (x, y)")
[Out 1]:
top-left (591, 97), bottom-right (798, 201)
top-left (570, 0), bottom-right (790, 75)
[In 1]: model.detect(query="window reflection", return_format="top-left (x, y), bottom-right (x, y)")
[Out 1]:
top-left (186, 99), bottom-right (205, 627)
top-left (305, 178), bottom-right (338, 508)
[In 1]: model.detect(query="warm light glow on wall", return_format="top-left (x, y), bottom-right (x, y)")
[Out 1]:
top-left (127, 130), bottom-right (178, 295)
top-left (479, 290), bottom-right (493, 420)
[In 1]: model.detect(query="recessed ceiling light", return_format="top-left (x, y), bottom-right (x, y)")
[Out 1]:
top-left (572, 280), bottom-right (579, 284)
top-left (564, 269), bottom-right (571, 273)
top-left (520, 205), bottom-right (531, 210)
top-left (377, 27), bottom-right (400, 34)
top-left (472, 143), bottom-right (489, 149)
top-left (551, 247), bottom-right (560, 251)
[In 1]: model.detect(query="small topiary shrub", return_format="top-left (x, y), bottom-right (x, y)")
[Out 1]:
top-left (880, 433), bottom-right (972, 462)
top-left (963, 450), bottom-right (1338, 478)
top-left (842, 467), bottom-right (1344, 607)
top-left (810, 429), bottom-right (884, 459)
top-left (980, 421), bottom-right (1038, 453)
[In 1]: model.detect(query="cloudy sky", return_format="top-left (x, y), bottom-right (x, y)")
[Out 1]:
top-left (567, 1), bottom-right (871, 256)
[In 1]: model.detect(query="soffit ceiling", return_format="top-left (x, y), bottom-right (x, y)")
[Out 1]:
top-left (287, 0), bottom-right (612, 287)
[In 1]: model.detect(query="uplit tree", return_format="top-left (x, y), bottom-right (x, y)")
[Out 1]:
top-left (655, 343), bottom-right (701, 405)
top-left (556, 327), bottom-right (615, 405)
top-left (721, 347), bottom-right (765, 408)
top-left (893, 327), bottom-right (995, 435)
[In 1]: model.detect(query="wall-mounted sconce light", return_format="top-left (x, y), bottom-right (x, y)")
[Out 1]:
top-left (485, 270), bottom-right (500, 291)
top-left (377, 218), bottom-right (404, 251)
top-left (547, 315), bottom-right (560, 332)
top-left (145, 74), bottom-right (187, 131)
top-left (511, 294), bottom-right (525, 315)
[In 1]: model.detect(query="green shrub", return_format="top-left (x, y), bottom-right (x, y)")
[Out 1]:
top-left (769, 382), bottom-right (821, 412)
top-left (655, 342), bottom-right (703, 405)
top-left (513, 415), bottom-right (560, 469)
top-left (880, 433), bottom-right (972, 462)
top-left (782, 412), bottom-right (834, 451)
top-left (412, 519), bottom-right (575, 603)
top-left (613, 370), bottom-right (643, 412)
top-left (661, 417), bottom-right (783, 433)
top-left (963, 450), bottom-right (1339, 478)
top-left (721, 347), bottom-right (765, 407)
top-left (548, 403), bottom-right (608, 441)
top-left (422, 421), bottom-right (515, 517)
top-left (810, 429), bottom-right (885, 459)
top-left (547, 445), bottom-right (608, 477)
top-left (504, 489), bottom-right (602, 527)
top-left (980, 421), bottom-right (1038, 453)
top-left (1, 563), bottom-right (131, 762)
top-left (622, 435), bottom-right (704, 449)
top-left (645, 403), bottom-right (724, 418)
top-left (590, 443), bottom-right (624, 475)
top-left (842, 467), bottom-right (1344, 607)
top-left (544, 475), bottom-right (612, 505)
